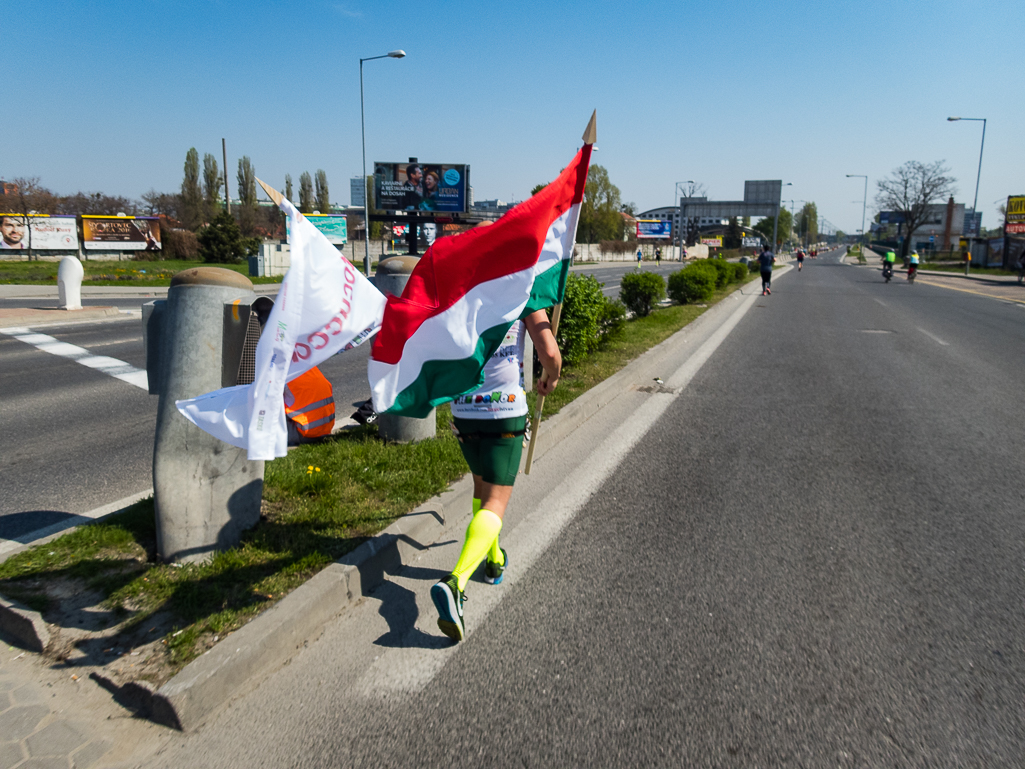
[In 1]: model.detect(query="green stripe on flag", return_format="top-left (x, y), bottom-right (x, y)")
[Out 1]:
top-left (385, 323), bottom-right (513, 418)
top-left (522, 259), bottom-right (570, 317)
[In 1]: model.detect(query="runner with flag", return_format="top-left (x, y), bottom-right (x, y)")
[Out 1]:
top-left (368, 112), bottom-right (595, 641)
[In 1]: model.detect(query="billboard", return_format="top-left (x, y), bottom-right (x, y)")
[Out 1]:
top-left (306, 214), bottom-right (347, 244)
top-left (878, 211), bottom-right (905, 225)
top-left (0, 214), bottom-right (78, 249)
top-left (1006, 195), bottom-right (1025, 235)
top-left (636, 219), bottom-right (672, 239)
top-left (81, 216), bottom-right (160, 251)
top-left (701, 236), bottom-right (723, 248)
top-left (742, 237), bottom-right (762, 248)
top-left (374, 162), bottom-right (468, 213)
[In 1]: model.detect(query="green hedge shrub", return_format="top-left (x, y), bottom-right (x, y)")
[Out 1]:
top-left (706, 258), bottom-right (733, 289)
top-left (556, 273), bottom-right (626, 364)
top-left (731, 262), bottom-right (748, 281)
top-left (668, 263), bottom-right (716, 304)
top-left (619, 271), bottom-right (666, 317)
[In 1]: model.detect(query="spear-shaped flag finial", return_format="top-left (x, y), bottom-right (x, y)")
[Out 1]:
top-left (257, 178), bottom-right (284, 207)
top-left (582, 110), bottom-right (597, 145)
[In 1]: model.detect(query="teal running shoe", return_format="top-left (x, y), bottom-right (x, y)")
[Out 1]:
top-left (485, 548), bottom-right (508, 585)
top-left (431, 574), bottom-right (465, 642)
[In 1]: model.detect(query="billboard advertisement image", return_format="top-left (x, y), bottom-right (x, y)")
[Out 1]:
top-left (636, 219), bottom-right (672, 239)
top-left (82, 216), bottom-right (161, 250)
top-left (701, 236), bottom-right (723, 248)
top-left (0, 214), bottom-right (78, 249)
top-left (306, 214), bottom-right (347, 244)
top-left (1005, 195), bottom-right (1025, 235)
top-left (374, 162), bottom-right (468, 213)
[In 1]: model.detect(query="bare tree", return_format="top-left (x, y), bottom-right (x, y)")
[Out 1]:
top-left (141, 189), bottom-right (182, 221)
top-left (1, 178), bottom-right (57, 260)
top-left (875, 161), bottom-right (955, 257)
top-left (680, 181), bottom-right (708, 199)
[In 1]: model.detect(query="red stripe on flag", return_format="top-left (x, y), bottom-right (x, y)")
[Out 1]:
top-left (372, 145), bottom-right (590, 365)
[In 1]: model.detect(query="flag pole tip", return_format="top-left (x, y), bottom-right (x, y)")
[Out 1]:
top-left (582, 110), bottom-right (597, 145)
top-left (257, 178), bottom-right (284, 206)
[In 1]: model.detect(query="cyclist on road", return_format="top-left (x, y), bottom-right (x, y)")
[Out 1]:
top-left (908, 250), bottom-right (920, 282)
top-left (883, 250), bottom-right (897, 280)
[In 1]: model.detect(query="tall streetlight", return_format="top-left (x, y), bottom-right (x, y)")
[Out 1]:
top-left (674, 180), bottom-right (695, 247)
top-left (846, 174), bottom-right (868, 246)
top-left (360, 49), bottom-right (406, 276)
top-left (786, 199), bottom-right (806, 248)
top-left (773, 182), bottom-right (792, 251)
top-left (947, 116), bottom-right (987, 236)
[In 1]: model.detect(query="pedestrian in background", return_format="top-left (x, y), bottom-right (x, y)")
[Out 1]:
top-left (636, 248), bottom-right (643, 268)
top-left (758, 244), bottom-right (775, 295)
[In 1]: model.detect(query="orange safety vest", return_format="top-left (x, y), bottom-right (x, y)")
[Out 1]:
top-left (284, 367), bottom-right (335, 439)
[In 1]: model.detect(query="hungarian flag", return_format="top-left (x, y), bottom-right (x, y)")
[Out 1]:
top-left (177, 187), bottom-right (386, 460)
top-left (369, 142), bottom-right (592, 418)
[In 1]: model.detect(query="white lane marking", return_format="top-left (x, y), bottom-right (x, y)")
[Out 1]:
top-left (0, 326), bottom-right (148, 390)
top-left (0, 489), bottom-right (153, 557)
top-left (917, 327), bottom-right (949, 346)
top-left (356, 286), bottom-right (761, 695)
top-left (874, 298), bottom-right (887, 306)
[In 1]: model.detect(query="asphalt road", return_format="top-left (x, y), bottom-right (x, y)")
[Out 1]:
top-left (151, 248), bottom-right (1025, 766)
top-left (0, 260), bottom-right (679, 542)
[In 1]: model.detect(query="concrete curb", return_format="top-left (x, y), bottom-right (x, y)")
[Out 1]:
top-left (0, 595), bottom-right (50, 652)
top-left (2, 277), bottom-right (772, 733)
top-left (0, 305), bottom-right (120, 329)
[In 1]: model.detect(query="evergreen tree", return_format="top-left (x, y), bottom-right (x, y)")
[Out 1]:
top-left (315, 169), bottom-right (330, 213)
top-left (198, 209), bottom-right (260, 264)
top-left (180, 148), bottom-right (202, 230)
top-left (299, 172), bottom-right (314, 213)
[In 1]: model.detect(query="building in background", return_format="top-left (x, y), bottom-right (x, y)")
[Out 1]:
top-left (350, 176), bottom-right (365, 208)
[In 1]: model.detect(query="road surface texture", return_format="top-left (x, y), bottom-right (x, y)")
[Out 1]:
top-left (142, 250), bottom-right (1025, 767)
top-left (0, 261), bottom-right (679, 543)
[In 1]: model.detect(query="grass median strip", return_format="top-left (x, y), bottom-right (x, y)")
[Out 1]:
top-left (0, 271), bottom-right (754, 681)
top-left (0, 259), bottom-right (281, 286)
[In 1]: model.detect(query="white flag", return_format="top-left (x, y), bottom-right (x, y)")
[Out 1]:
top-left (176, 195), bottom-right (386, 460)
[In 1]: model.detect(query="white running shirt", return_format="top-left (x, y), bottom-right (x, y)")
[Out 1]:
top-left (450, 321), bottom-right (528, 419)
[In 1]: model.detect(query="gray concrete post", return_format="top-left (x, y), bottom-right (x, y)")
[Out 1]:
top-left (151, 267), bottom-right (264, 563)
top-left (57, 256), bottom-right (83, 310)
top-left (374, 256), bottom-right (437, 443)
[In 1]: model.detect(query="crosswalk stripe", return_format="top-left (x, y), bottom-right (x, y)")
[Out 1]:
top-left (0, 326), bottom-right (148, 390)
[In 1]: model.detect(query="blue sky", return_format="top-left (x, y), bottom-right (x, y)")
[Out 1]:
top-left (3, 0), bottom-right (1021, 234)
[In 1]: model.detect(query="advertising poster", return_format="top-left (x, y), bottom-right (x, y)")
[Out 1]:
top-left (742, 237), bottom-right (762, 248)
top-left (374, 162), bottom-right (468, 213)
top-left (82, 216), bottom-right (161, 250)
top-left (306, 214), bottom-right (347, 244)
top-left (636, 219), bottom-right (672, 239)
top-left (1005, 195), bottom-right (1025, 235)
top-left (0, 214), bottom-right (78, 249)
top-left (701, 236), bottom-right (723, 248)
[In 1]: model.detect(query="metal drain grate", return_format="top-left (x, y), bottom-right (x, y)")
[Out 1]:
top-left (236, 311), bottom-right (262, 385)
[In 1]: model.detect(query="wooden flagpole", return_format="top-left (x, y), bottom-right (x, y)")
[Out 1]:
top-left (523, 110), bottom-right (596, 475)
top-left (256, 178), bottom-right (284, 206)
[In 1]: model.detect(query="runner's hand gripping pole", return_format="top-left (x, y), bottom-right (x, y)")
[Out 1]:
top-left (523, 302), bottom-right (562, 475)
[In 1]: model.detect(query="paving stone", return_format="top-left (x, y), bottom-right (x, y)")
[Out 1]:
top-left (25, 722), bottom-right (86, 758)
top-left (0, 705), bottom-right (49, 742)
top-left (70, 740), bottom-right (111, 769)
top-left (9, 687), bottom-right (41, 706)
top-left (17, 758), bottom-right (69, 769)
top-left (0, 740), bottom-right (26, 769)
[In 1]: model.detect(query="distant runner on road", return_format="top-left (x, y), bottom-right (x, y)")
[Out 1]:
top-left (796, 249), bottom-right (805, 271)
top-left (758, 244), bottom-right (775, 295)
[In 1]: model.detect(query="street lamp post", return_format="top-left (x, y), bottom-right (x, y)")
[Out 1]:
top-left (360, 49), bottom-right (406, 276)
top-left (947, 116), bottom-right (987, 236)
top-left (846, 174), bottom-right (868, 247)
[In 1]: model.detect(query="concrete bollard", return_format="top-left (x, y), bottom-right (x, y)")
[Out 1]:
top-left (150, 267), bottom-right (264, 563)
top-left (374, 256), bottom-right (437, 443)
top-left (57, 256), bottom-right (83, 310)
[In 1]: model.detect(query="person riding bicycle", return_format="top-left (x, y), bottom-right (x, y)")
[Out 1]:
top-left (907, 250), bottom-right (920, 281)
top-left (883, 250), bottom-right (896, 279)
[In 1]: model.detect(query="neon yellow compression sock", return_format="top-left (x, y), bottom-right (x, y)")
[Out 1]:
top-left (452, 509), bottom-right (502, 591)
top-left (473, 497), bottom-right (504, 567)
